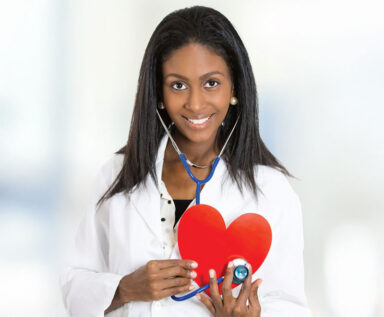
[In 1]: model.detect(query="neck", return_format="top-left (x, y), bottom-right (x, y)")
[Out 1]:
top-left (169, 130), bottom-right (219, 167)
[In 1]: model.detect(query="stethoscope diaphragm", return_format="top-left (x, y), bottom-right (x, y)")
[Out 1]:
top-left (232, 258), bottom-right (249, 284)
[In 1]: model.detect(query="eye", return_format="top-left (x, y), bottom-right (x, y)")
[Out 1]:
top-left (204, 80), bottom-right (219, 88)
top-left (171, 82), bottom-right (187, 90)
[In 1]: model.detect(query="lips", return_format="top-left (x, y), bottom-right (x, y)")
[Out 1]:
top-left (182, 114), bottom-right (215, 129)
top-left (186, 114), bottom-right (213, 124)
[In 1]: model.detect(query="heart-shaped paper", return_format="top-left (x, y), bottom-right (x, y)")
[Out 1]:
top-left (178, 204), bottom-right (272, 295)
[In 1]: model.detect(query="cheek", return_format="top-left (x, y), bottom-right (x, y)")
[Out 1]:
top-left (207, 94), bottom-right (231, 113)
top-left (209, 94), bottom-right (229, 106)
top-left (163, 89), bottom-right (185, 106)
top-left (208, 85), bottom-right (232, 104)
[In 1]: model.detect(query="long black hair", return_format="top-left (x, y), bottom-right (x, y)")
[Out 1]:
top-left (97, 5), bottom-right (290, 206)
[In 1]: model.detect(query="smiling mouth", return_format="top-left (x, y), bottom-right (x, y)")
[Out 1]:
top-left (183, 114), bottom-right (214, 125)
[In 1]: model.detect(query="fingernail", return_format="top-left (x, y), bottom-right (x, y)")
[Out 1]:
top-left (227, 261), bottom-right (234, 268)
top-left (189, 284), bottom-right (195, 290)
top-left (190, 271), bottom-right (197, 278)
top-left (246, 263), bottom-right (251, 270)
top-left (209, 269), bottom-right (215, 278)
top-left (190, 262), bottom-right (198, 269)
top-left (195, 294), bottom-right (201, 300)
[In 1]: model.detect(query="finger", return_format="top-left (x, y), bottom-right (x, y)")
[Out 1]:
top-left (236, 263), bottom-right (252, 307)
top-left (208, 269), bottom-right (223, 308)
top-left (196, 293), bottom-right (215, 315)
top-left (157, 259), bottom-right (198, 270)
top-left (160, 265), bottom-right (196, 279)
top-left (160, 282), bottom-right (195, 299)
top-left (161, 277), bottom-right (191, 289)
top-left (249, 278), bottom-right (262, 309)
top-left (221, 261), bottom-right (235, 305)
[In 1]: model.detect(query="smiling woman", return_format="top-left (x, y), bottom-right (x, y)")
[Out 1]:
top-left (161, 43), bottom-right (236, 199)
top-left (162, 43), bottom-right (233, 147)
top-left (60, 5), bottom-right (312, 317)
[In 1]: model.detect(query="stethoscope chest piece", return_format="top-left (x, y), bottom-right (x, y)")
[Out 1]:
top-left (232, 258), bottom-right (249, 284)
top-left (171, 258), bottom-right (249, 301)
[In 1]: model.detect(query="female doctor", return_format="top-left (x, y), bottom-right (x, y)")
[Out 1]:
top-left (61, 5), bottom-right (311, 317)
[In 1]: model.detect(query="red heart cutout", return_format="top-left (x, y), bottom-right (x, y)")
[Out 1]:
top-left (178, 204), bottom-right (272, 296)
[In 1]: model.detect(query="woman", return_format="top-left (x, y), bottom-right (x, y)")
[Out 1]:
top-left (61, 6), bottom-right (311, 317)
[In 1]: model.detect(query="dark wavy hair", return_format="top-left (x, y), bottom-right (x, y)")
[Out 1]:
top-left (97, 5), bottom-right (290, 206)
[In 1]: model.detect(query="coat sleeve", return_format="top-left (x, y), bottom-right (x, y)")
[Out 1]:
top-left (258, 170), bottom-right (312, 317)
top-left (60, 156), bottom-right (125, 317)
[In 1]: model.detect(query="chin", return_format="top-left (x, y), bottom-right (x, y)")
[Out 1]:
top-left (178, 127), bottom-right (219, 145)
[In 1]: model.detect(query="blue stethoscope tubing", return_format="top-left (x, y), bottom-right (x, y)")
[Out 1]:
top-left (155, 109), bottom-right (240, 205)
top-left (171, 276), bottom-right (224, 301)
top-left (178, 153), bottom-right (221, 205)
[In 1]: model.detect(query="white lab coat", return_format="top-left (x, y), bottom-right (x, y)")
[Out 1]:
top-left (61, 134), bottom-right (312, 317)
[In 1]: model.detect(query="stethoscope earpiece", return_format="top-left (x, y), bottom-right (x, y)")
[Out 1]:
top-left (171, 258), bottom-right (249, 301)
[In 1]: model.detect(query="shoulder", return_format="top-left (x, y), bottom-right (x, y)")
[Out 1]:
top-left (254, 165), bottom-right (300, 208)
top-left (98, 154), bottom-right (124, 186)
top-left (92, 154), bottom-right (124, 203)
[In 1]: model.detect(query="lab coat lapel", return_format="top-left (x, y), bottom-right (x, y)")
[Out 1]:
top-left (130, 135), bottom-right (169, 244)
top-left (130, 132), bottom-right (246, 251)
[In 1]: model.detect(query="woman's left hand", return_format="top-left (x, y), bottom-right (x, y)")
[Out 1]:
top-left (196, 262), bottom-right (262, 317)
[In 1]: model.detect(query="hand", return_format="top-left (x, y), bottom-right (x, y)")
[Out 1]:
top-left (196, 262), bottom-right (262, 317)
top-left (118, 259), bottom-right (198, 302)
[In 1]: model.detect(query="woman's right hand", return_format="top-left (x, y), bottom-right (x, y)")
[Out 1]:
top-left (118, 259), bottom-right (198, 302)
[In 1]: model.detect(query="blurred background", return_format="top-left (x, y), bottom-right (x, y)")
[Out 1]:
top-left (1, 0), bottom-right (383, 316)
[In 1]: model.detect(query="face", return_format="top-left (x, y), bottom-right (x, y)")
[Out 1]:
top-left (162, 43), bottom-right (234, 145)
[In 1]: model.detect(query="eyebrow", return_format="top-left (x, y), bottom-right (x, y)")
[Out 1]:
top-left (164, 71), bottom-right (225, 81)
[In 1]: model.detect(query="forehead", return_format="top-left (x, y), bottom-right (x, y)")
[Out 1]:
top-left (162, 43), bottom-right (230, 78)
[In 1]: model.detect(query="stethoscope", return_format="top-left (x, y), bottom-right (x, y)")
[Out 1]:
top-left (156, 109), bottom-right (240, 205)
top-left (171, 258), bottom-right (249, 301)
top-left (156, 110), bottom-right (250, 301)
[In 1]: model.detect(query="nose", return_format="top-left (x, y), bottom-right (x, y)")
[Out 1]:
top-left (185, 87), bottom-right (205, 112)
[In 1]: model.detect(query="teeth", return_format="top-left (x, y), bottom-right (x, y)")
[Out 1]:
top-left (188, 115), bottom-right (211, 124)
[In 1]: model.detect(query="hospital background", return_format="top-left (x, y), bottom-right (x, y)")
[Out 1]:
top-left (1, 0), bottom-right (383, 316)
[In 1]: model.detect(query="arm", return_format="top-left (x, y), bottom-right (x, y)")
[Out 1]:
top-left (60, 203), bottom-right (125, 316)
top-left (61, 156), bottom-right (197, 316)
top-left (104, 280), bottom-right (126, 314)
top-left (259, 178), bottom-right (312, 317)
top-left (60, 158), bottom-right (125, 316)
